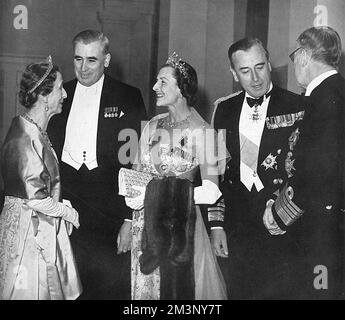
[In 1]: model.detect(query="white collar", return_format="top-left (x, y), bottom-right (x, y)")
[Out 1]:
top-left (76, 74), bottom-right (104, 95)
top-left (305, 70), bottom-right (337, 96)
top-left (245, 82), bottom-right (273, 100)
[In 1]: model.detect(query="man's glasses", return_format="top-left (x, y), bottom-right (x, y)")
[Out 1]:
top-left (289, 47), bottom-right (303, 62)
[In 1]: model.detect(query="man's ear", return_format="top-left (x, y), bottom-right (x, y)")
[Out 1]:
top-left (230, 68), bottom-right (239, 82)
top-left (104, 53), bottom-right (111, 68)
top-left (300, 49), bottom-right (311, 67)
top-left (268, 61), bottom-right (272, 72)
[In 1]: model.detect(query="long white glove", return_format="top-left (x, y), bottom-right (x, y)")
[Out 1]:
top-left (25, 197), bottom-right (80, 229)
top-left (125, 186), bottom-right (146, 210)
top-left (194, 179), bottom-right (222, 205)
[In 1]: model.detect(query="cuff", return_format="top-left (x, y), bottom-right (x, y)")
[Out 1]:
top-left (208, 197), bottom-right (225, 224)
top-left (274, 184), bottom-right (304, 227)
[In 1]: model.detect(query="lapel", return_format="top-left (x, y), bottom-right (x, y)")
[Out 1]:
top-left (226, 92), bottom-right (245, 171)
top-left (96, 75), bottom-right (108, 159)
top-left (95, 74), bottom-right (124, 160)
top-left (62, 79), bottom-right (77, 117)
top-left (52, 79), bottom-right (77, 158)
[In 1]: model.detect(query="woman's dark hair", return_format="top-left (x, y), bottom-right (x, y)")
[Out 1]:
top-left (18, 62), bottom-right (59, 109)
top-left (163, 61), bottom-right (198, 107)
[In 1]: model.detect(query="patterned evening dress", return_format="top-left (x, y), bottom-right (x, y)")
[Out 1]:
top-left (131, 108), bottom-right (227, 300)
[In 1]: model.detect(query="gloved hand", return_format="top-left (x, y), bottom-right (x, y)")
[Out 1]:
top-left (61, 206), bottom-right (80, 229)
top-left (25, 197), bottom-right (80, 229)
top-left (125, 186), bottom-right (146, 210)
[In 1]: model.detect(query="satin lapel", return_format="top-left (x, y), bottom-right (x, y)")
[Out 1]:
top-left (228, 92), bottom-right (245, 171)
top-left (96, 75), bottom-right (117, 160)
top-left (62, 80), bottom-right (77, 121)
top-left (54, 80), bottom-right (77, 157)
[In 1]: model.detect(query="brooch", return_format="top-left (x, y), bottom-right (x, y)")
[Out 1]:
top-left (285, 151), bottom-right (296, 178)
top-left (250, 106), bottom-right (261, 122)
top-left (288, 128), bottom-right (300, 151)
top-left (261, 153), bottom-right (277, 171)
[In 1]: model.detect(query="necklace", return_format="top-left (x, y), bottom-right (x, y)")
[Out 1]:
top-left (161, 113), bottom-right (192, 129)
top-left (21, 114), bottom-right (52, 147)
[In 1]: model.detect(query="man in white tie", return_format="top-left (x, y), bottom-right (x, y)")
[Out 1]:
top-left (212, 37), bottom-right (304, 299)
top-left (48, 30), bottom-right (147, 299)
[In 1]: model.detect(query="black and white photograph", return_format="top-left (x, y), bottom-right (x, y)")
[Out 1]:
top-left (0, 0), bottom-right (344, 305)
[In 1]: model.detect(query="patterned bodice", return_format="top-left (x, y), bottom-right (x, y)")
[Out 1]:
top-left (137, 114), bottom-right (202, 181)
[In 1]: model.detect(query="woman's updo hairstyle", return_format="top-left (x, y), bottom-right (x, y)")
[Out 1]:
top-left (19, 57), bottom-right (59, 109)
top-left (164, 52), bottom-right (198, 107)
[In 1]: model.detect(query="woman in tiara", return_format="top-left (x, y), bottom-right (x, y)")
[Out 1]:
top-left (119, 53), bottom-right (229, 300)
top-left (0, 57), bottom-right (82, 300)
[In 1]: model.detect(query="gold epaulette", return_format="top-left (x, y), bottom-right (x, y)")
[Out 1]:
top-left (211, 91), bottom-right (242, 126)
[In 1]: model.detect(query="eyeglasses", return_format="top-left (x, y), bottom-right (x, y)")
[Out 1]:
top-left (289, 47), bottom-right (303, 62)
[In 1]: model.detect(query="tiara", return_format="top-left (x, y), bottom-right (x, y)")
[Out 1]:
top-left (166, 52), bottom-right (188, 77)
top-left (28, 55), bottom-right (53, 94)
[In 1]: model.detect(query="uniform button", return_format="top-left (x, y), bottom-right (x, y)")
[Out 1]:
top-left (273, 179), bottom-right (278, 185)
top-left (325, 205), bottom-right (332, 210)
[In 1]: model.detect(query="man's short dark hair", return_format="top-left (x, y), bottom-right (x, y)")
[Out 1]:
top-left (228, 37), bottom-right (269, 68)
top-left (297, 26), bottom-right (342, 68)
top-left (73, 29), bottom-right (110, 54)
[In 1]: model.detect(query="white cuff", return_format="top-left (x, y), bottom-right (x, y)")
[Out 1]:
top-left (211, 226), bottom-right (224, 230)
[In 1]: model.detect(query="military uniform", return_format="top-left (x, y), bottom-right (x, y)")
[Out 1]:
top-left (272, 73), bottom-right (345, 299)
top-left (213, 85), bottom-right (304, 299)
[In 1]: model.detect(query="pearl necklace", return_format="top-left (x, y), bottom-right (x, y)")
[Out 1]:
top-left (21, 114), bottom-right (52, 147)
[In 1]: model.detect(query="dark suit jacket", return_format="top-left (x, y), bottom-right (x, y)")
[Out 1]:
top-left (214, 85), bottom-right (303, 233)
top-left (272, 74), bottom-right (345, 298)
top-left (48, 74), bottom-right (147, 244)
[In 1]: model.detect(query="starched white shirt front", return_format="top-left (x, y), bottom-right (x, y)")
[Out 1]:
top-left (239, 83), bottom-right (272, 191)
top-left (62, 75), bottom-right (104, 170)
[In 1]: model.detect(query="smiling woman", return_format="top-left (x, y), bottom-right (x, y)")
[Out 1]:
top-left (119, 52), bottom-right (229, 300)
top-left (0, 56), bottom-right (81, 300)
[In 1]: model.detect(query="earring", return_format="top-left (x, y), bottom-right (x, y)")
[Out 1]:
top-left (45, 102), bottom-right (49, 112)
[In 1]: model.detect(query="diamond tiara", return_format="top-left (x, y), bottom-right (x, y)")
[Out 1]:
top-left (28, 55), bottom-right (53, 94)
top-left (166, 52), bottom-right (188, 78)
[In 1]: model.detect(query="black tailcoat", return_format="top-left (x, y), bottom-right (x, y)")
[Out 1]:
top-left (48, 74), bottom-right (147, 299)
